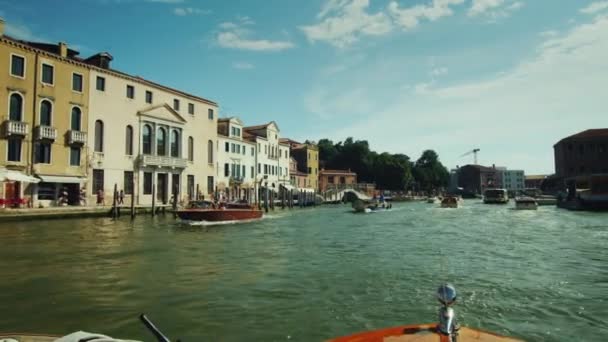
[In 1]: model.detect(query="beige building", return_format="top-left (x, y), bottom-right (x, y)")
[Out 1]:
top-left (281, 139), bottom-right (319, 190)
top-left (0, 20), bottom-right (89, 207)
top-left (243, 122), bottom-right (290, 192)
top-left (87, 54), bottom-right (218, 205)
top-left (216, 117), bottom-right (256, 201)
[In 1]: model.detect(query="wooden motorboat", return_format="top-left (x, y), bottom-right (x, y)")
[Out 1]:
top-left (177, 201), bottom-right (262, 222)
top-left (440, 196), bottom-right (461, 208)
top-left (514, 197), bottom-right (538, 210)
top-left (329, 284), bottom-right (522, 342)
top-left (483, 189), bottom-right (509, 204)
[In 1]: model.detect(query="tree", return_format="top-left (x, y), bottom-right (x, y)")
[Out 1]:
top-left (413, 150), bottom-right (449, 192)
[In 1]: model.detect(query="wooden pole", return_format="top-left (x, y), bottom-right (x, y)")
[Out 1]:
top-left (270, 188), bottom-right (274, 211)
top-left (196, 183), bottom-right (200, 200)
top-left (151, 183), bottom-right (156, 217)
top-left (172, 184), bottom-right (178, 218)
top-left (264, 186), bottom-right (269, 213)
top-left (112, 183), bottom-right (118, 219)
top-left (130, 178), bottom-right (135, 220)
top-left (281, 187), bottom-right (286, 209)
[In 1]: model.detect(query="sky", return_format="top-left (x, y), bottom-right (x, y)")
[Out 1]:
top-left (1, 0), bottom-right (607, 174)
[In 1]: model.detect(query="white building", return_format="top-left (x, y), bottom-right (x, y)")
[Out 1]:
top-left (216, 117), bottom-right (256, 201)
top-left (242, 122), bottom-right (290, 192)
top-left (501, 169), bottom-right (525, 192)
top-left (87, 53), bottom-right (217, 205)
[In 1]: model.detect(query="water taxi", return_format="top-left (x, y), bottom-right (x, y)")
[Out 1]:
top-left (176, 200), bottom-right (263, 222)
top-left (514, 197), bottom-right (538, 210)
top-left (329, 284), bottom-right (521, 342)
top-left (440, 196), bottom-right (461, 208)
top-left (483, 189), bottom-right (509, 204)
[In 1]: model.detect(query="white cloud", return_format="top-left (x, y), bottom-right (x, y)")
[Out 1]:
top-left (5, 22), bottom-right (47, 42)
top-left (431, 66), bottom-right (448, 76)
top-left (580, 1), bottom-right (608, 14)
top-left (468, 0), bottom-right (523, 20)
top-left (310, 13), bottom-right (608, 173)
top-left (233, 62), bottom-right (254, 70)
top-left (388, 0), bottom-right (465, 30)
top-left (216, 19), bottom-right (294, 52)
top-left (300, 0), bottom-right (393, 48)
top-left (173, 7), bottom-right (210, 16)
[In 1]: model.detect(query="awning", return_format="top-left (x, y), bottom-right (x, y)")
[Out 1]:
top-left (37, 175), bottom-right (87, 184)
top-left (0, 169), bottom-right (40, 183)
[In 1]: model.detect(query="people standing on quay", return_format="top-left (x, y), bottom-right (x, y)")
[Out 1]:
top-left (118, 190), bottom-right (124, 205)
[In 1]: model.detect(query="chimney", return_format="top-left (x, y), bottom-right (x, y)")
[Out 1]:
top-left (0, 18), bottom-right (5, 37)
top-left (84, 52), bottom-right (113, 69)
top-left (58, 42), bottom-right (68, 58)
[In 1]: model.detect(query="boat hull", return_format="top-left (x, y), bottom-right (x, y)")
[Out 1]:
top-left (328, 323), bottom-right (522, 342)
top-left (176, 209), bottom-right (263, 222)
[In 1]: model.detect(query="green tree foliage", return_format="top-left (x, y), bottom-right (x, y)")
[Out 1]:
top-left (317, 139), bottom-right (448, 191)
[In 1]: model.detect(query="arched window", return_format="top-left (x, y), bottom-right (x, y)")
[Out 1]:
top-left (142, 124), bottom-right (152, 155)
top-left (157, 127), bottom-right (166, 156)
top-left (71, 107), bottom-right (81, 131)
top-left (207, 140), bottom-right (213, 164)
top-left (40, 100), bottom-right (52, 126)
top-left (94, 120), bottom-right (104, 152)
top-left (9, 93), bottom-right (23, 121)
top-left (170, 129), bottom-right (179, 157)
top-left (125, 125), bottom-right (133, 155)
top-left (188, 137), bottom-right (194, 161)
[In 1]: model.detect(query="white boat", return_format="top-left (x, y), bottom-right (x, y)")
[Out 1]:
top-left (426, 196), bottom-right (439, 204)
top-left (483, 188), bottom-right (509, 204)
top-left (515, 197), bottom-right (538, 210)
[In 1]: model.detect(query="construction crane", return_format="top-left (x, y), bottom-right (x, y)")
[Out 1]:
top-left (460, 148), bottom-right (480, 165)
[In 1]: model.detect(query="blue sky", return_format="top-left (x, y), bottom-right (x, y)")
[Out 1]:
top-left (2, 0), bottom-right (608, 174)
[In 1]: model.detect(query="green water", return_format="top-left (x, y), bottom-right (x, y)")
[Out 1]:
top-left (0, 201), bottom-right (607, 341)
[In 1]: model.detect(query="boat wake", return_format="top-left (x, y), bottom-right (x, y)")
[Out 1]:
top-left (182, 217), bottom-right (264, 226)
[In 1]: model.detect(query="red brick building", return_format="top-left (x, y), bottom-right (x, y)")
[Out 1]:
top-left (554, 129), bottom-right (608, 178)
top-left (456, 164), bottom-right (503, 195)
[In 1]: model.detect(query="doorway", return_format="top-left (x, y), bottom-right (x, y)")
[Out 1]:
top-left (157, 173), bottom-right (168, 204)
top-left (171, 173), bottom-right (180, 202)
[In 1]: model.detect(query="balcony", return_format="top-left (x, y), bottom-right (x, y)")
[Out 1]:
top-left (139, 154), bottom-right (188, 169)
top-left (3, 120), bottom-right (28, 137)
top-left (34, 125), bottom-right (57, 141)
top-left (229, 176), bottom-right (245, 185)
top-left (68, 130), bottom-right (87, 145)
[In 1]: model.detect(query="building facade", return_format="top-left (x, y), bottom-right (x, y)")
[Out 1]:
top-left (525, 174), bottom-right (548, 189)
top-left (319, 169), bottom-right (357, 192)
top-left (0, 24), bottom-right (90, 207)
top-left (216, 117), bottom-right (256, 201)
top-left (282, 139), bottom-right (319, 190)
top-left (457, 164), bottom-right (503, 194)
top-left (554, 129), bottom-right (608, 178)
top-left (501, 169), bottom-right (525, 192)
top-left (289, 157), bottom-right (307, 189)
top-left (87, 55), bottom-right (217, 205)
top-left (243, 122), bottom-right (290, 192)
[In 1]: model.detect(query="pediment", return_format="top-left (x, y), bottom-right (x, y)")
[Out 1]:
top-left (138, 104), bottom-right (187, 124)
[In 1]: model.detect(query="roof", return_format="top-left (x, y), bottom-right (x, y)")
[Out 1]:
top-left (3, 35), bottom-right (217, 106)
top-left (525, 174), bottom-right (548, 180)
top-left (556, 129), bottom-right (608, 145)
top-left (459, 164), bottom-right (497, 172)
top-left (320, 169), bottom-right (357, 176)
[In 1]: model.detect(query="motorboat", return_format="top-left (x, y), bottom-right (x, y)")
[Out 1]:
top-left (483, 189), bottom-right (509, 204)
top-left (440, 196), bottom-right (461, 208)
top-left (514, 197), bottom-right (538, 210)
top-left (329, 284), bottom-right (522, 342)
top-left (352, 199), bottom-right (392, 213)
top-left (176, 200), bottom-right (263, 222)
top-left (426, 196), bottom-right (440, 204)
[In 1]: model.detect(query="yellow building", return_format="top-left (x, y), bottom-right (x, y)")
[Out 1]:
top-left (0, 19), bottom-right (89, 207)
top-left (281, 138), bottom-right (319, 190)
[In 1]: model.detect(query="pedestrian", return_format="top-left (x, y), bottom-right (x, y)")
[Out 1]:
top-left (80, 187), bottom-right (87, 206)
top-left (96, 189), bottom-right (105, 206)
top-left (118, 190), bottom-right (124, 205)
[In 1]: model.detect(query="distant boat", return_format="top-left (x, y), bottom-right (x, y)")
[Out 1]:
top-left (352, 199), bottom-right (392, 213)
top-left (426, 196), bottom-right (440, 204)
top-left (483, 188), bottom-right (509, 204)
top-left (515, 197), bottom-right (538, 210)
top-left (440, 196), bottom-right (461, 208)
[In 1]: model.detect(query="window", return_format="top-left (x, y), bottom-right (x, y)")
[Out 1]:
top-left (40, 100), bottom-right (52, 126)
top-left (124, 171), bottom-right (134, 195)
top-left (71, 107), bottom-right (81, 130)
top-left (7, 139), bottom-right (21, 162)
top-left (126, 85), bottom-right (134, 99)
top-left (157, 127), bottom-right (166, 156)
top-left (340, 177), bottom-right (346, 184)
top-left (207, 140), bottom-right (213, 164)
top-left (125, 125), bottom-right (133, 155)
top-left (207, 176), bottom-right (214, 195)
top-left (143, 172), bottom-right (152, 195)
top-left (188, 137), bottom-right (194, 161)
top-left (35, 142), bottom-right (52, 164)
top-left (224, 163), bottom-right (230, 177)
top-left (93, 170), bottom-right (105, 194)
top-left (145, 90), bottom-right (153, 104)
top-left (208, 108), bottom-right (214, 120)
top-left (264, 164), bottom-right (268, 174)
top-left (258, 163), bottom-right (261, 174)
top-left (329, 176), bottom-right (335, 184)
top-left (251, 147), bottom-right (254, 156)
top-left (70, 147), bottom-right (80, 166)
top-left (231, 164), bottom-right (236, 178)
top-left (265, 145), bottom-right (267, 154)
top-left (72, 73), bottom-right (83, 92)
top-left (308, 167), bottom-right (312, 174)
top-left (187, 175), bottom-right (195, 200)
top-left (242, 145), bottom-right (246, 155)
top-left (9, 93), bottom-right (23, 121)
top-left (280, 149), bottom-right (282, 158)
top-left (173, 99), bottom-right (180, 111)
top-left (242, 165), bottom-right (246, 178)
top-left (236, 145), bottom-right (241, 154)
top-left (94, 120), bottom-right (104, 152)
top-left (225, 142), bottom-right (229, 152)
top-left (38, 182), bottom-right (55, 200)
top-left (96, 76), bottom-right (105, 91)
top-left (231, 143), bottom-right (235, 153)
top-left (143, 124), bottom-right (152, 155)
top-left (188, 103), bottom-right (194, 115)
top-left (251, 166), bottom-right (254, 178)
top-left (42, 63), bottom-right (54, 85)
top-left (10, 55), bottom-right (25, 77)
top-left (171, 130), bottom-right (179, 157)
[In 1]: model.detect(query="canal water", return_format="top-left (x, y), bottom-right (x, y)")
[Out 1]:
top-left (0, 201), bottom-right (607, 341)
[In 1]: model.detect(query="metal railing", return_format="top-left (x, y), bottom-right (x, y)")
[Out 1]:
top-left (35, 125), bottom-right (57, 140)
top-left (139, 154), bottom-right (188, 168)
top-left (3, 120), bottom-right (28, 137)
